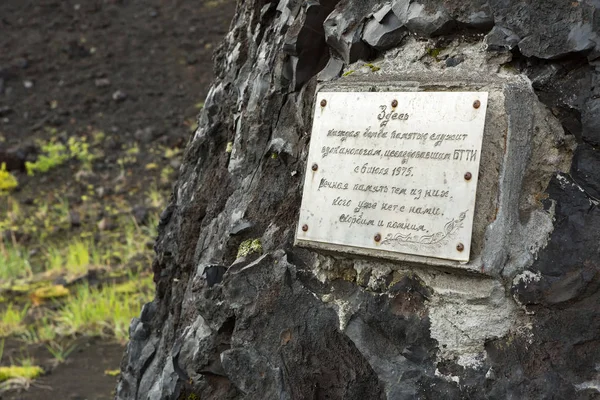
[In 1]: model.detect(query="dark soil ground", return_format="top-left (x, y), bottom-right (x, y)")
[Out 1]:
top-left (2, 338), bottom-right (124, 400)
top-left (0, 0), bottom-right (235, 398)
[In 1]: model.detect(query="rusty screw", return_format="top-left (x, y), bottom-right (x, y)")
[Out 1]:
top-left (311, 163), bottom-right (318, 171)
top-left (473, 100), bottom-right (481, 109)
top-left (320, 99), bottom-right (327, 107)
top-left (456, 243), bottom-right (464, 252)
top-left (374, 233), bottom-right (381, 242)
top-left (302, 224), bottom-right (308, 232)
top-left (464, 172), bottom-right (472, 181)
top-left (391, 99), bottom-right (398, 108)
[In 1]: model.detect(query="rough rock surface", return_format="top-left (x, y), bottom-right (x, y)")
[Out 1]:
top-left (117, 1), bottom-right (600, 399)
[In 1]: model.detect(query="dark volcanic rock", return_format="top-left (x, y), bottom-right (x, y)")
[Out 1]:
top-left (529, 60), bottom-right (591, 139)
top-left (571, 143), bottom-right (600, 199)
top-left (488, 0), bottom-right (599, 59)
top-left (391, 0), bottom-right (453, 37)
top-left (363, 4), bottom-right (407, 51)
top-left (282, 0), bottom-right (339, 89)
top-left (116, 0), bottom-right (600, 399)
top-left (218, 255), bottom-right (386, 398)
top-left (513, 173), bottom-right (600, 306)
top-left (317, 56), bottom-right (345, 81)
top-left (506, 175), bottom-right (600, 399)
top-left (582, 71), bottom-right (600, 145)
top-left (0, 144), bottom-right (36, 172)
top-left (324, 17), bottom-right (370, 64)
top-left (485, 26), bottom-right (520, 51)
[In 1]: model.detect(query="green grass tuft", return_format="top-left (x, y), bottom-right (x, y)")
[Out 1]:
top-left (45, 239), bottom-right (100, 275)
top-left (45, 341), bottom-right (77, 363)
top-left (53, 276), bottom-right (154, 342)
top-left (20, 317), bottom-right (57, 344)
top-left (0, 242), bottom-right (32, 281)
top-left (0, 304), bottom-right (29, 337)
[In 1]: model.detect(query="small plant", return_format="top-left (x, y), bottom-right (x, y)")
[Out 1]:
top-left (26, 141), bottom-right (69, 176)
top-left (45, 239), bottom-right (103, 274)
top-left (143, 213), bottom-right (159, 240)
top-left (0, 197), bottom-right (22, 230)
top-left (147, 184), bottom-right (165, 209)
top-left (92, 130), bottom-right (106, 145)
top-left (52, 196), bottom-right (71, 224)
top-left (20, 318), bottom-right (57, 344)
top-left (0, 163), bottom-right (18, 194)
top-left (68, 136), bottom-right (94, 169)
top-left (0, 241), bottom-right (32, 281)
top-left (160, 165), bottom-right (174, 184)
top-left (65, 240), bottom-right (91, 273)
top-left (363, 63), bottom-right (380, 72)
top-left (164, 147), bottom-right (181, 159)
top-left (26, 136), bottom-right (96, 176)
top-left (14, 353), bottom-right (35, 368)
top-left (125, 144), bottom-right (140, 156)
top-left (0, 304), bottom-right (29, 337)
top-left (45, 246), bottom-right (64, 271)
top-left (45, 341), bottom-right (77, 363)
top-left (426, 46), bottom-right (445, 60)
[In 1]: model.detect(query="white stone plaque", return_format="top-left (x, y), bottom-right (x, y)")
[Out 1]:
top-left (295, 91), bottom-right (488, 262)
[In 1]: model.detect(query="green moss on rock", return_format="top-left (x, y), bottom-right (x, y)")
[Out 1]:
top-left (364, 63), bottom-right (381, 72)
top-left (237, 239), bottom-right (262, 258)
top-left (342, 268), bottom-right (357, 282)
top-left (426, 47), bottom-right (445, 60)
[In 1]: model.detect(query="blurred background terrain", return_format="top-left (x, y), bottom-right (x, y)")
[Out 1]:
top-left (0, 0), bottom-right (235, 398)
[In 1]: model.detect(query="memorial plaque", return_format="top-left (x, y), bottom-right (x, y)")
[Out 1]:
top-left (295, 91), bottom-right (488, 263)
